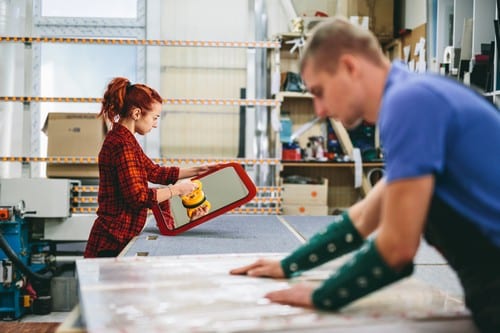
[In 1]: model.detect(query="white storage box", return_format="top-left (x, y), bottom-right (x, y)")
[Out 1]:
top-left (282, 204), bottom-right (329, 216)
top-left (282, 178), bottom-right (328, 206)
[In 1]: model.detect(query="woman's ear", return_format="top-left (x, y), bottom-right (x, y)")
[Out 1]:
top-left (131, 107), bottom-right (141, 120)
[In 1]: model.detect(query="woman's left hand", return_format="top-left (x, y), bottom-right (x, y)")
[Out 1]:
top-left (264, 283), bottom-right (315, 308)
top-left (179, 164), bottom-right (220, 179)
top-left (195, 163), bottom-right (219, 176)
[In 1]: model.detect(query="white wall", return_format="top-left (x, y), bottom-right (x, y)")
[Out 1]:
top-left (403, 0), bottom-right (427, 29)
top-left (160, 0), bottom-right (249, 41)
top-left (292, 0), bottom-right (339, 17)
top-left (266, 0), bottom-right (290, 39)
top-left (159, 0), bottom-right (250, 158)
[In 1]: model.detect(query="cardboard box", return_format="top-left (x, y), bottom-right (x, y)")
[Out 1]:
top-left (334, 0), bottom-right (394, 43)
top-left (282, 178), bottom-right (328, 206)
top-left (282, 204), bottom-right (329, 216)
top-left (348, 0), bottom-right (394, 43)
top-left (43, 112), bottom-right (106, 178)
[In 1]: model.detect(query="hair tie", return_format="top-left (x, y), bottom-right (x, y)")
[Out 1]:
top-left (126, 82), bottom-right (134, 92)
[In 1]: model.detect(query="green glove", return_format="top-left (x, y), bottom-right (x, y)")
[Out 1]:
top-left (312, 238), bottom-right (414, 310)
top-left (281, 212), bottom-right (363, 278)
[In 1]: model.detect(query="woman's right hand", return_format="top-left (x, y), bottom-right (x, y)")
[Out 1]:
top-left (172, 181), bottom-right (198, 197)
top-left (229, 258), bottom-right (285, 278)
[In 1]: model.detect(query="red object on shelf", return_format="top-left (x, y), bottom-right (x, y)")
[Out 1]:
top-left (315, 11), bottom-right (328, 17)
top-left (282, 148), bottom-right (301, 161)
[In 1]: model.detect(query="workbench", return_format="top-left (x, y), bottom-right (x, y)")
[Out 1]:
top-left (66, 215), bottom-right (478, 333)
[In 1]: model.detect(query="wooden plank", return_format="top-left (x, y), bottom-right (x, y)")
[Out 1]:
top-left (55, 305), bottom-right (86, 333)
top-left (0, 322), bottom-right (61, 333)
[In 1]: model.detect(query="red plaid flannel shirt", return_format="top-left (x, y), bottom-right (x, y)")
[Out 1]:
top-left (84, 123), bottom-right (179, 258)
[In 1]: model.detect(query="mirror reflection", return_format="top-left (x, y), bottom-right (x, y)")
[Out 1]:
top-left (153, 163), bottom-right (256, 235)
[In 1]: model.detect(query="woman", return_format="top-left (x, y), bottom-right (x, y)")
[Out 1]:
top-left (84, 77), bottom-right (214, 258)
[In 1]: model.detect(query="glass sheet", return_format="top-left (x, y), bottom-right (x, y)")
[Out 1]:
top-left (77, 254), bottom-right (469, 333)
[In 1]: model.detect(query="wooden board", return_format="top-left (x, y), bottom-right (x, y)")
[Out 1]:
top-left (0, 322), bottom-right (61, 333)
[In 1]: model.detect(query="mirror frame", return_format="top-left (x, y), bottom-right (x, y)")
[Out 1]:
top-left (152, 162), bottom-right (257, 236)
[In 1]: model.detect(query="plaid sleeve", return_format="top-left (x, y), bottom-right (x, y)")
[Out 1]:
top-left (113, 143), bottom-right (157, 209)
top-left (140, 150), bottom-right (180, 185)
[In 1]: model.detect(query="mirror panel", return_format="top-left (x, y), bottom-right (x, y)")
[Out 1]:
top-left (153, 163), bottom-right (256, 235)
top-left (170, 166), bottom-right (251, 228)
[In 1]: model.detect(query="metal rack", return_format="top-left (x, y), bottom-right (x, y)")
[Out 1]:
top-left (0, 8), bottom-right (283, 214)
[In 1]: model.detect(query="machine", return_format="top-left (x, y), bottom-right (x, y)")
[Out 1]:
top-left (0, 201), bottom-right (53, 319)
top-left (0, 178), bottom-right (96, 320)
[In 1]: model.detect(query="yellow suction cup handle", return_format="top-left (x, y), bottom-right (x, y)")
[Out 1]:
top-left (182, 180), bottom-right (210, 218)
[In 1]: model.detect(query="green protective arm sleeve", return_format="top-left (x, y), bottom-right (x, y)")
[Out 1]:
top-left (281, 212), bottom-right (363, 278)
top-left (312, 238), bottom-right (414, 310)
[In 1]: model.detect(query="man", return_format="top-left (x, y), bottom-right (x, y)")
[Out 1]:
top-left (231, 17), bottom-right (500, 332)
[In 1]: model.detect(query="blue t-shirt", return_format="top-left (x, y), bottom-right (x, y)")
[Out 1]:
top-left (379, 61), bottom-right (500, 247)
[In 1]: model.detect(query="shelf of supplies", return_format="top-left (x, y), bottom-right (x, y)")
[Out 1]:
top-left (281, 161), bottom-right (384, 168)
top-left (275, 91), bottom-right (313, 101)
top-left (275, 32), bottom-right (311, 52)
top-left (277, 32), bottom-right (310, 39)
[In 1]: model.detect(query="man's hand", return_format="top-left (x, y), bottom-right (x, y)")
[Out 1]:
top-left (265, 283), bottom-right (315, 308)
top-left (229, 258), bottom-right (285, 278)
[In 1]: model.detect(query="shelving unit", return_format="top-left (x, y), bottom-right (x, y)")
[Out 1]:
top-left (433, 0), bottom-right (498, 102)
top-left (271, 33), bottom-right (384, 213)
top-left (280, 162), bottom-right (384, 211)
top-left (275, 91), bottom-right (321, 151)
top-left (0, 30), bottom-right (282, 215)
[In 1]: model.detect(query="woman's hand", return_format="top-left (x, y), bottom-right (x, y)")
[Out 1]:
top-left (189, 205), bottom-right (210, 220)
top-left (194, 163), bottom-right (219, 176)
top-left (172, 181), bottom-right (198, 197)
top-left (230, 258), bottom-right (285, 278)
top-left (178, 163), bottom-right (220, 179)
top-left (265, 283), bottom-right (315, 308)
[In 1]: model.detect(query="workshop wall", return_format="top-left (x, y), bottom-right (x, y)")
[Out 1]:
top-left (158, 0), bottom-right (248, 158)
top-left (402, 0), bottom-right (427, 30)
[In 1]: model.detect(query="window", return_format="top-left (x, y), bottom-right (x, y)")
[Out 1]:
top-left (41, 0), bottom-right (138, 18)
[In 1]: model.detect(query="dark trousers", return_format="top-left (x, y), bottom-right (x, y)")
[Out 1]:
top-left (424, 196), bottom-right (500, 333)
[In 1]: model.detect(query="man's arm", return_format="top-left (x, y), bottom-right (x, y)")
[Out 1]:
top-left (230, 178), bottom-right (387, 279)
top-left (350, 178), bottom-right (386, 237)
top-left (266, 175), bottom-right (434, 309)
top-left (376, 175), bottom-right (434, 269)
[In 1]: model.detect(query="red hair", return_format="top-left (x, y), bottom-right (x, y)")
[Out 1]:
top-left (99, 77), bottom-right (163, 123)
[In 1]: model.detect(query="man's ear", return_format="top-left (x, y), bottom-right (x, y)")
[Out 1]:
top-left (339, 54), bottom-right (359, 78)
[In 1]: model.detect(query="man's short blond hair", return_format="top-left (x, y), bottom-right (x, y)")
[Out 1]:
top-left (300, 16), bottom-right (385, 74)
